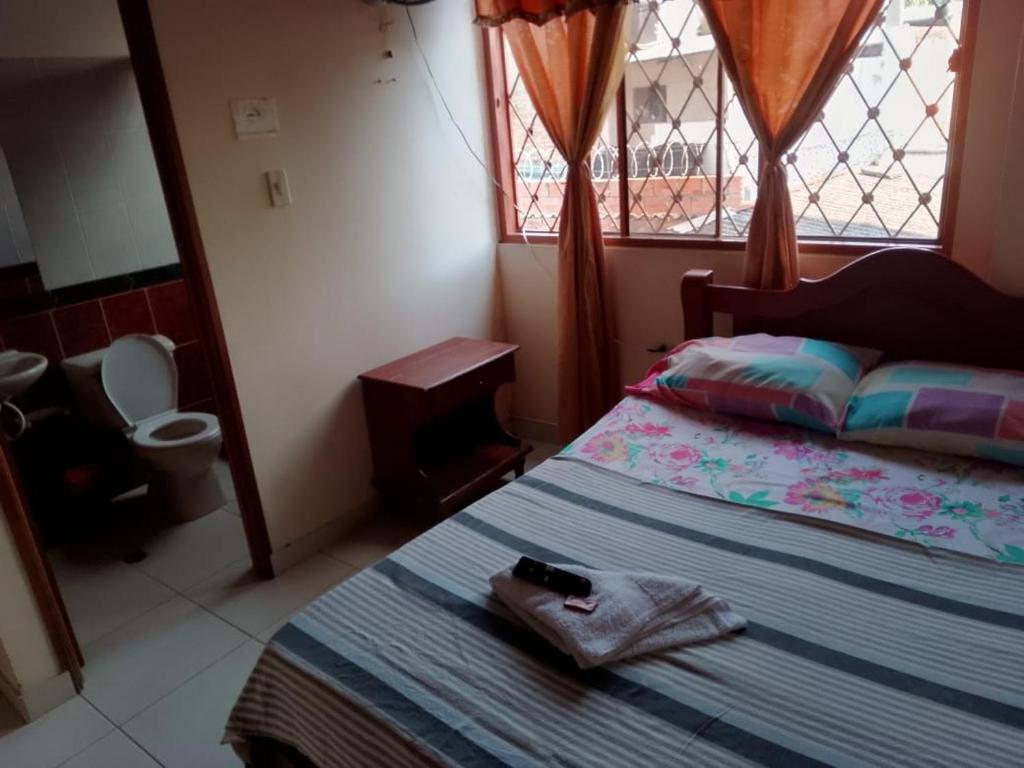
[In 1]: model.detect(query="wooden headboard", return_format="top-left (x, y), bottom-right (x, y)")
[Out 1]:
top-left (681, 248), bottom-right (1024, 370)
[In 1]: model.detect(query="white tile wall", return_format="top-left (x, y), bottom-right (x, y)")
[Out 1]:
top-left (111, 129), bottom-right (162, 200)
top-left (79, 203), bottom-right (139, 278)
top-left (0, 57), bottom-right (178, 288)
top-left (25, 199), bottom-right (94, 286)
top-left (128, 194), bottom-right (179, 270)
top-left (0, 219), bottom-right (18, 266)
top-left (64, 131), bottom-right (122, 211)
top-left (0, 146), bottom-right (34, 267)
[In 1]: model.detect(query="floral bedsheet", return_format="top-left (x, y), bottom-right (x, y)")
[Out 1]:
top-left (560, 397), bottom-right (1024, 564)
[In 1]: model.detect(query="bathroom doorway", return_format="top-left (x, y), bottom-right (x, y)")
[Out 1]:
top-left (0, 0), bottom-right (272, 700)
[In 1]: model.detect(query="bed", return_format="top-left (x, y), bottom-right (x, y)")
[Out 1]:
top-left (226, 249), bottom-right (1024, 767)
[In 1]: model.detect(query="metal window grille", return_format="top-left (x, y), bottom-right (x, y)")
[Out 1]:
top-left (500, 0), bottom-right (968, 243)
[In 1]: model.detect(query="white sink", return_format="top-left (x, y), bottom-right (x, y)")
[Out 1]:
top-left (0, 350), bottom-right (48, 400)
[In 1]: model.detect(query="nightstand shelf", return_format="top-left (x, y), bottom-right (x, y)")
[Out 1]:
top-left (359, 337), bottom-right (532, 518)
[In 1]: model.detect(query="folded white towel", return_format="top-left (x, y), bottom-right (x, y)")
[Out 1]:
top-left (490, 565), bottom-right (746, 669)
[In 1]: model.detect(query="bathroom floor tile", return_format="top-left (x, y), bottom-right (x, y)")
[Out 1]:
top-left (213, 459), bottom-right (236, 502)
top-left (0, 696), bottom-right (112, 768)
top-left (187, 554), bottom-right (355, 637)
top-left (123, 640), bottom-right (263, 768)
top-left (81, 596), bottom-right (247, 724)
top-left (78, 488), bottom-right (169, 558)
top-left (49, 550), bottom-right (175, 646)
top-left (321, 515), bottom-right (429, 569)
top-left (133, 507), bottom-right (249, 592)
top-left (61, 730), bottom-right (159, 768)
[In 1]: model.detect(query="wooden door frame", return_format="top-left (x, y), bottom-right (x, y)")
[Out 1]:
top-left (118, 0), bottom-right (274, 579)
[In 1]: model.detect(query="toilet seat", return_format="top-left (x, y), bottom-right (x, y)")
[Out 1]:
top-left (101, 334), bottom-right (177, 427)
top-left (132, 411), bottom-right (221, 449)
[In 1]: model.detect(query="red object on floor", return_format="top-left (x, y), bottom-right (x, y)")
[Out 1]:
top-left (63, 463), bottom-right (102, 493)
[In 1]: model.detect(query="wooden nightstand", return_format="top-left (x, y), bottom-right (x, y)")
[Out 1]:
top-left (359, 337), bottom-right (532, 518)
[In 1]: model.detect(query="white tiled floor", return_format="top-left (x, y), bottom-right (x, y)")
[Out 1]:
top-left (186, 554), bottom-right (355, 637)
top-left (47, 554), bottom-right (175, 647)
top-left (0, 697), bottom-right (112, 768)
top-left (0, 443), bottom-right (561, 767)
top-left (320, 514), bottom-right (425, 568)
top-left (80, 597), bottom-right (248, 725)
top-left (61, 731), bottom-right (159, 768)
top-left (132, 509), bottom-right (250, 593)
top-left (122, 641), bottom-right (264, 768)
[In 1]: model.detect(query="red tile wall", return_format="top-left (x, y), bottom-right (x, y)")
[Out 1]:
top-left (102, 291), bottom-right (155, 338)
top-left (52, 301), bottom-right (111, 358)
top-left (146, 281), bottom-right (197, 344)
top-left (0, 278), bottom-right (215, 413)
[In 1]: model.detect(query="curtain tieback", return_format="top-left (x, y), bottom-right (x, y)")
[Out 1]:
top-left (758, 155), bottom-right (789, 186)
top-left (565, 161), bottom-right (593, 183)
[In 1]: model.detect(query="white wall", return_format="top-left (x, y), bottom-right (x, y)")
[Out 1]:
top-left (952, 0), bottom-right (1024, 279)
top-left (990, 15), bottom-right (1024, 295)
top-left (0, 0), bottom-right (127, 58)
top-left (0, 57), bottom-right (178, 287)
top-left (149, 0), bottom-right (500, 549)
top-left (500, 244), bottom-right (852, 436)
top-left (501, 0), bottom-right (1024, 436)
top-left (0, 145), bottom-right (34, 267)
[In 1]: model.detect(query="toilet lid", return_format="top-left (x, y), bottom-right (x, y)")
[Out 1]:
top-left (101, 335), bottom-right (177, 425)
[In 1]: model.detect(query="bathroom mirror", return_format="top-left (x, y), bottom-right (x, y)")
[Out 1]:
top-left (0, 55), bottom-right (179, 290)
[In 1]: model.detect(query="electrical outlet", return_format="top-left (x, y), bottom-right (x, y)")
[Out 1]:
top-left (231, 98), bottom-right (279, 138)
top-left (265, 170), bottom-right (291, 207)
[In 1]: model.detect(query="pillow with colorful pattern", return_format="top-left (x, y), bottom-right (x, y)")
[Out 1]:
top-left (626, 334), bottom-right (882, 432)
top-left (840, 361), bottom-right (1024, 466)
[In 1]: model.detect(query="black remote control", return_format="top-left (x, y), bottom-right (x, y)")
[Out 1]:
top-left (512, 556), bottom-right (592, 597)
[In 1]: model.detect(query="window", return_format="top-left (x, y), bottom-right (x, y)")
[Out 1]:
top-left (490, 0), bottom-right (973, 245)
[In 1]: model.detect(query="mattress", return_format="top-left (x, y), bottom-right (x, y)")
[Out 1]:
top-left (226, 446), bottom-right (1024, 766)
top-left (562, 398), bottom-right (1024, 563)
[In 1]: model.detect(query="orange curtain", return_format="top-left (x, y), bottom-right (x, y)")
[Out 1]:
top-left (475, 0), bottom-right (622, 27)
top-left (700, 0), bottom-right (882, 289)
top-left (496, 6), bottom-right (628, 441)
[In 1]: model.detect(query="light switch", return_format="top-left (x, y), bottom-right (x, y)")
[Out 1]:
top-left (265, 170), bottom-right (291, 207)
top-left (231, 98), bottom-right (279, 138)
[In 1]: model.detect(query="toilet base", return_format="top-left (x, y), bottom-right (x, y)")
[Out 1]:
top-left (148, 466), bottom-right (226, 522)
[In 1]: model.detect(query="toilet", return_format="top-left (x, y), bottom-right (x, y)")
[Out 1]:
top-left (63, 334), bottom-right (224, 521)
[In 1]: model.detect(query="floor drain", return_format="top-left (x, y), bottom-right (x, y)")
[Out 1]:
top-left (123, 551), bottom-right (148, 564)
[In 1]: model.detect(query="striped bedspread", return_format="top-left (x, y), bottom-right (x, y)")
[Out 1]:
top-left (226, 458), bottom-right (1024, 767)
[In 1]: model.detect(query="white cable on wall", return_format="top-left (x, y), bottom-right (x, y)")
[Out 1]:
top-left (403, 5), bottom-right (555, 282)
